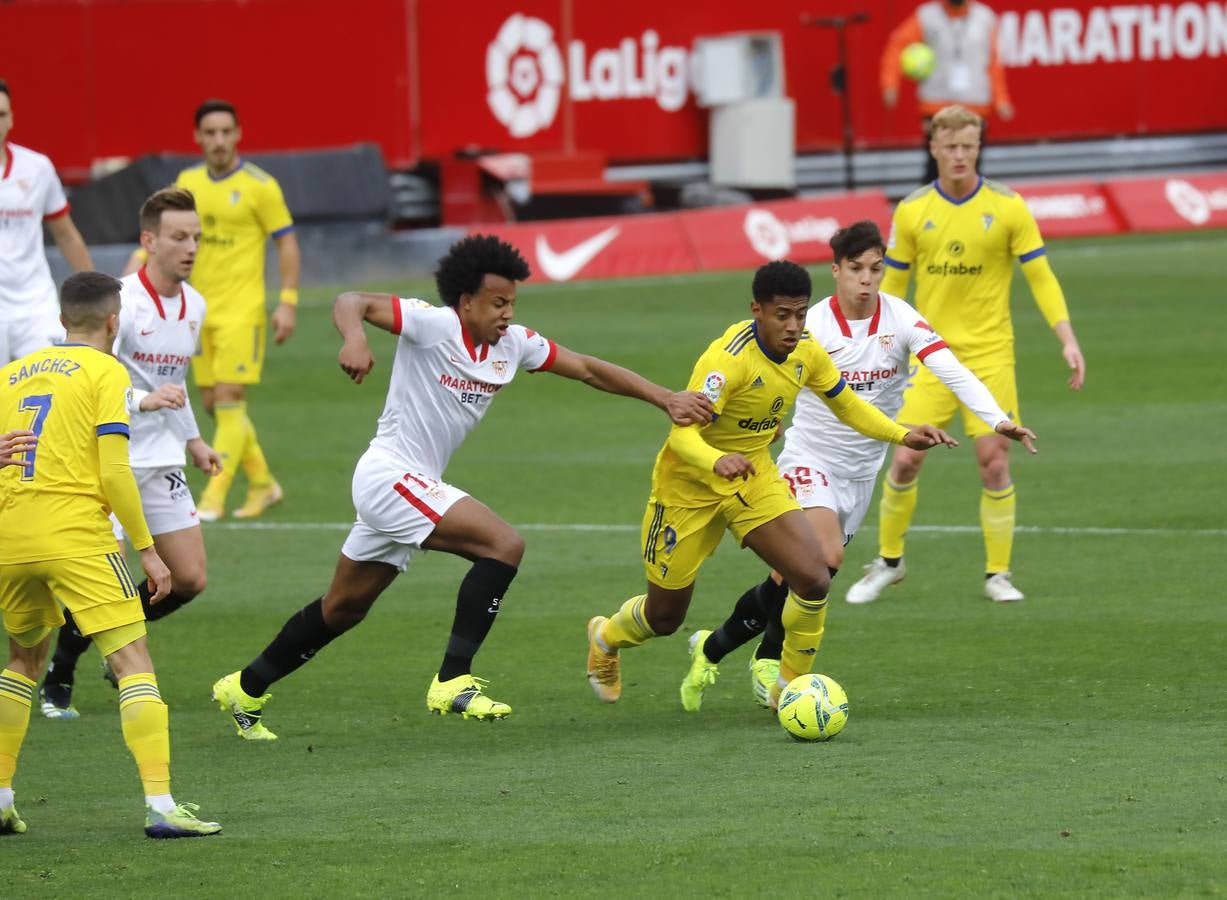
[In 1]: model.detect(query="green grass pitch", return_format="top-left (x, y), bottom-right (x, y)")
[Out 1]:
top-left (6, 231), bottom-right (1226, 898)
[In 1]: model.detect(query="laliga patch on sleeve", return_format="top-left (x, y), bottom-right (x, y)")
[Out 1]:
top-left (125, 387), bottom-right (134, 407)
top-left (702, 371), bottom-right (726, 402)
top-left (887, 223), bottom-right (897, 249)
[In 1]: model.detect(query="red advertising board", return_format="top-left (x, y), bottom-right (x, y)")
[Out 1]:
top-left (682, 193), bottom-right (894, 271)
top-left (3, 0), bottom-right (1227, 178)
top-left (1103, 172), bottom-right (1227, 231)
top-left (1013, 180), bottom-right (1125, 238)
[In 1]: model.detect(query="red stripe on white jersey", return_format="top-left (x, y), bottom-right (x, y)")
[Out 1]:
top-left (43, 203), bottom-right (70, 220)
top-left (916, 340), bottom-right (948, 362)
top-left (533, 338), bottom-right (558, 372)
top-left (393, 480), bottom-right (441, 523)
top-left (391, 296), bottom-right (403, 336)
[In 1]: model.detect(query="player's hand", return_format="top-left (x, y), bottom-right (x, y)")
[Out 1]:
top-left (338, 337), bottom-right (375, 384)
top-left (138, 546), bottom-right (172, 604)
top-left (883, 87), bottom-right (898, 109)
top-left (139, 383), bottom-right (186, 411)
top-left (665, 390), bottom-right (714, 426)
top-left (995, 420), bottom-right (1037, 454)
top-left (714, 453), bottom-right (756, 481)
top-left (0, 430), bottom-right (36, 467)
top-left (1062, 340), bottom-right (1086, 391)
top-left (902, 425), bottom-right (958, 451)
top-left (187, 437), bottom-right (223, 475)
top-left (272, 302), bottom-right (297, 345)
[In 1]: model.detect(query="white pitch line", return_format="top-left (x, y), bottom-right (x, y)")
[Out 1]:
top-left (207, 521), bottom-right (1227, 538)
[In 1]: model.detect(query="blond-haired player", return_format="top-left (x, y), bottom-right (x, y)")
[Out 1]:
top-left (847, 105), bottom-right (1086, 605)
top-left (125, 98), bottom-right (300, 521)
top-left (0, 272), bottom-right (219, 838)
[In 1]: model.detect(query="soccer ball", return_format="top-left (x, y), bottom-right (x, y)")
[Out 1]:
top-left (777, 674), bottom-right (849, 742)
top-left (900, 42), bottom-right (937, 81)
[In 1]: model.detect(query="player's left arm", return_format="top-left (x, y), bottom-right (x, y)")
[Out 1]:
top-left (920, 343), bottom-right (1037, 453)
top-left (1012, 200), bottom-right (1086, 390)
top-left (259, 178), bottom-right (300, 345)
top-left (0, 430), bottom-right (37, 468)
top-left (46, 214), bottom-right (93, 272)
top-left (547, 345), bottom-right (713, 426)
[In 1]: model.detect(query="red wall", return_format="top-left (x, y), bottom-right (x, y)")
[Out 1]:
top-left (3, 0), bottom-right (1226, 179)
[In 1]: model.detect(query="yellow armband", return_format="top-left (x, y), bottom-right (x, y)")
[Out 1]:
top-left (1021, 254), bottom-right (1070, 329)
top-left (98, 432), bottom-right (154, 551)
top-left (666, 424), bottom-right (724, 472)
top-left (278, 288), bottom-right (299, 306)
top-left (822, 384), bottom-right (910, 444)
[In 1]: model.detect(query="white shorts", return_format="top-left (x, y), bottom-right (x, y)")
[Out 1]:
top-left (0, 310), bottom-right (66, 364)
top-left (112, 466), bottom-right (200, 542)
top-left (775, 451), bottom-right (876, 546)
top-left (339, 449), bottom-right (468, 572)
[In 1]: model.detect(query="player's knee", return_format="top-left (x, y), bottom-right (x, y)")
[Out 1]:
top-left (646, 605), bottom-right (685, 636)
top-left (322, 593), bottom-right (375, 632)
top-left (174, 567), bottom-right (207, 598)
top-left (825, 543), bottom-right (845, 572)
top-left (979, 454), bottom-right (1010, 488)
top-left (791, 568), bottom-right (831, 604)
top-left (490, 529), bottom-right (525, 566)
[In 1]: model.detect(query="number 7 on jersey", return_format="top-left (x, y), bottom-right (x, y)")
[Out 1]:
top-left (18, 394), bottom-right (52, 480)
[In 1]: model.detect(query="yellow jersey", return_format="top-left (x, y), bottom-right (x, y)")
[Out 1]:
top-left (176, 161), bottom-right (294, 325)
top-left (882, 177), bottom-right (1047, 368)
top-left (0, 344), bottom-right (134, 563)
top-left (652, 320), bottom-right (845, 505)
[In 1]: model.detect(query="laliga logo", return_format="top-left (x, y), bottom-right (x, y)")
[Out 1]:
top-left (744, 209), bottom-right (841, 260)
top-left (486, 13), bottom-right (691, 138)
top-left (486, 15), bottom-right (566, 139)
top-left (1164, 179), bottom-right (1227, 226)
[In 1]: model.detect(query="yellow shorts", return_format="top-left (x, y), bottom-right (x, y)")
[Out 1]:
top-left (642, 472), bottom-right (800, 590)
top-left (897, 360), bottom-right (1020, 439)
top-left (193, 320), bottom-right (266, 387)
top-left (0, 551), bottom-right (145, 639)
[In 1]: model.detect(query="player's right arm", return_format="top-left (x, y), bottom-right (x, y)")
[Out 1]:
top-left (664, 346), bottom-right (756, 480)
top-left (333, 291), bottom-right (398, 383)
top-left (881, 204), bottom-right (916, 297)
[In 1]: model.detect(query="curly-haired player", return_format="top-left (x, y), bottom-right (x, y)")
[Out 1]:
top-left (211, 235), bottom-right (714, 736)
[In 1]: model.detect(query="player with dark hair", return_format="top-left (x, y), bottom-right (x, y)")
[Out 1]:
top-left (678, 222), bottom-right (1036, 711)
top-left (211, 234), bottom-right (714, 738)
top-left (0, 271), bottom-right (219, 837)
top-left (124, 97), bottom-right (300, 521)
top-left (39, 187), bottom-right (222, 719)
top-left (585, 259), bottom-right (958, 710)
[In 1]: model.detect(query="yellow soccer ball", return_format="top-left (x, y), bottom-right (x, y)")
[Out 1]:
top-left (777, 673), bottom-right (849, 742)
top-left (900, 42), bottom-right (937, 81)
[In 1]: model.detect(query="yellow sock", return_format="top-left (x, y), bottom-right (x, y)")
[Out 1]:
top-left (598, 595), bottom-right (655, 650)
top-left (981, 483), bottom-right (1016, 574)
top-left (879, 477), bottom-right (919, 559)
top-left (0, 669), bottom-right (35, 789)
top-left (779, 591), bottom-right (828, 683)
top-left (241, 419), bottom-right (273, 487)
top-left (202, 401), bottom-right (251, 506)
top-left (118, 674), bottom-right (171, 798)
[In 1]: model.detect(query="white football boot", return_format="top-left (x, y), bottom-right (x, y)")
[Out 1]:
top-left (845, 557), bottom-right (906, 604)
top-left (984, 572), bottom-right (1024, 603)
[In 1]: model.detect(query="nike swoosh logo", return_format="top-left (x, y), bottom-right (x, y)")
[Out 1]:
top-left (140, 329), bottom-right (156, 336)
top-left (536, 226), bottom-right (621, 282)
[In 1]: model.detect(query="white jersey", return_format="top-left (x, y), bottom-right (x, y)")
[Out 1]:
top-left (367, 298), bottom-right (557, 477)
top-left (113, 268), bottom-right (206, 468)
top-left (0, 143), bottom-right (69, 321)
top-left (782, 292), bottom-right (1008, 480)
